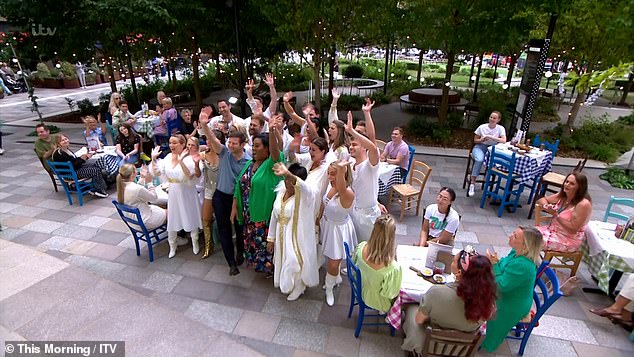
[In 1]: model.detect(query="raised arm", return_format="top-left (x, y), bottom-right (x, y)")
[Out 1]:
top-left (268, 115), bottom-right (282, 162)
top-left (328, 88), bottom-right (340, 125)
top-left (199, 108), bottom-right (223, 154)
top-left (346, 111), bottom-right (379, 165)
top-left (282, 92), bottom-right (307, 127)
top-left (264, 73), bottom-right (277, 117)
top-left (361, 98), bottom-right (377, 143)
top-left (335, 161), bottom-right (354, 209)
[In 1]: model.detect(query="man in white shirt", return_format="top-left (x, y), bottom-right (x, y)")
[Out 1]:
top-left (208, 99), bottom-right (246, 136)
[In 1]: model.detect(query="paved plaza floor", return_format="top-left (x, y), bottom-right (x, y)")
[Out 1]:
top-left (1, 114), bottom-right (634, 355)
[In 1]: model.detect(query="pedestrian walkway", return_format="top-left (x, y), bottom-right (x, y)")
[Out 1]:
top-left (1, 123), bottom-right (633, 356)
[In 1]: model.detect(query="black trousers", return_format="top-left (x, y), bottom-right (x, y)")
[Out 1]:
top-left (212, 189), bottom-right (244, 267)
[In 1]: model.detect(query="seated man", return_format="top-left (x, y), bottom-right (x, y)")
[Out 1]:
top-left (83, 114), bottom-right (108, 149)
top-left (380, 126), bottom-right (410, 179)
top-left (112, 100), bottom-right (136, 129)
top-left (34, 123), bottom-right (57, 164)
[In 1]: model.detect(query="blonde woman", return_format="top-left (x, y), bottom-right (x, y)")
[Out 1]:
top-left (352, 214), bottom-right (402, 313)
top-left (482, 226), bottom-right (543, 352)
top-left (109, 92), bottom-right (122, 116)
top-left (116, 164), bottom-right (165, 229)
top-left (151, 134), bottom-right (202, 258)
top-left (319, 160), bottom-right (357, 306)
top-left (199, 130), bottom-right (223, 258)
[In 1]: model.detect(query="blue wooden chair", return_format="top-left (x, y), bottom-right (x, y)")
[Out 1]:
top-left (106, 122), bottom-right (118, 146)
top-left (112, 200), bottom-right (168, 262)
top-left (507, 262), bottom-right (563, 356)
top-left (344, 242), bottom-right (396, 338)
top-left (47, 161), bottom-right (95, 206)
top-left (531, 134), bottom-right (560, 157)
top-left (105, 111), bottom-right (113, 125)
top-left (480, 147), bottom-right (524, 217)
top-left (603, 196), bottom-right (634, 223)
top-left (525, 135), bottom-right (560, 205)
top-left (403, 144), bottom-right (416, 183)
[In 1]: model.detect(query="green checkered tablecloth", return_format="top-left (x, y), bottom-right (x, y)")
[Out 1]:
top-left (581, 242), bottom-right (634, 293)
top-left (135, 116), bottom-right (159, 137)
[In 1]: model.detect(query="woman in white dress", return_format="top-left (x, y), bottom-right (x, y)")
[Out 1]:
top-left (289, 137), bottom-right (330, 223)
top-left (319, 161), bottom-right (357, 306)
top-left (116, 163), bottom-right (166, 229)
top-left (150, 134), bottom-right (202, 258)
top-left (268, 162), bottom-right (319, 301)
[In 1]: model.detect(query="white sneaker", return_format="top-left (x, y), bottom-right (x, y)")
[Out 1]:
top-left (468, 184), bottom-right (475, 197)
top-left (93, 191), bottom-right (109, 198)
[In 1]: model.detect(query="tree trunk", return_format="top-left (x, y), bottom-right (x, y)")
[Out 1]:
top-left (171, 56), bottom-right (178, 92)
top-left (107, 63), bottom-right (117, 93)
top-left (383, 37), bottom-right (390, 94)
top-left (473, 53), bottom-right (484, 102)
top-left (566, 63), bottom-right (594, 130)
top-left (192, 37), bottom-right (202, 112)
top-left (328, 46), bottom-right (335, 103)
top-left (505, 54), bottom-right (517, 91)
top-left (491, 54), bottom-right (499, 85)
top-left (416, 49), bottom-right (423, 83)
top-left (468, 55), bottom-right (476, 87)
top-left (438, 50), bottom-right (455, 124)
top-left (313, 50), bottom-right (322, 116)
top-left (215, 53), bottom-right (221, 79)
top-left (618, 71), bottom-right (633, 106)
top-left (124, 37), bottom-right (139, 109)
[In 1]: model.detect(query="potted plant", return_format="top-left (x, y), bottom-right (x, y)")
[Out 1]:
top-left (60, 61), bottom-right (80, 89)
top-left (90, 63), bottom-right (103, 84)
top-left (43, 65), bottom-right (64, 89)
top-left (85, 71), bottom-right (97, 86)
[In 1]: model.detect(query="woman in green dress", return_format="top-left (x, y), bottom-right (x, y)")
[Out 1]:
top-left (482, 226), bottom-right (544, 352)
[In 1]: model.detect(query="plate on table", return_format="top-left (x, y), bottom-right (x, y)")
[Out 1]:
top-left (421, 267), bottom-right (434, 277)
top-left (432, 274), bottom-right (446, 284)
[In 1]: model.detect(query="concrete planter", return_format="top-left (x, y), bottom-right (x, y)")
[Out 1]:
top-left (63, 78), bottom-right (80, 89)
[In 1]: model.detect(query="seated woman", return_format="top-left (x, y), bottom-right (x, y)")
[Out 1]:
top-left (536, 171), bottom-right (592, 252)
top-left (181, 109), bottom-right (198, 139)
top-left (418, 187), bottom-right (459, 247)
top-left (116, 163), bottom-right (166, 230)
top-left (402, 248), bottom-right (496, 354)
top-left (48, 133), bottom-right (109, 198)
top-left (482, 226), bottom-right (543, 352)
top-left (590, 273), bottom-right (634, 330)
top-left (115, 123), bottom-right (141, 167)
top-left (467, 111), bottom-right (506, 197)
top-left (352, 214), bottom-right (402, 313)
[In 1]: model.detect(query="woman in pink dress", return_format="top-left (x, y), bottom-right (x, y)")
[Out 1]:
top-left (536, 171), bottom-right (592, 252)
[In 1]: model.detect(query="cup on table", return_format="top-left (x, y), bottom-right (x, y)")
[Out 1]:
top-left (540, 143), bottom-right (545, 151)
top-left (433, 261), bottom-right (445, 275)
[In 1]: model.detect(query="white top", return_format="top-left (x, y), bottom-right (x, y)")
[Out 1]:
top-left (474, 124), bottom-right (506, 146)
top-left (295, 152), bottom-right (329, 219)
top-left (352, 158), bottom-right (379, 209)
top-left (424, 204), bottom-right (460, 238)
top-left (325, 145), bottom-right (349, 164)
top-left (208, 114), bottom-right (246, 131)
top-left (123, 182), bottom-right (166, 230)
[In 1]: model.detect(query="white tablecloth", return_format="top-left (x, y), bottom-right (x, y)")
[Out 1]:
top-left (397, 245), bottom-right (456, 302)
top-left (378, 162), bottom-right (398, 185)
top-left (585, 220), bottom-right (634, 268)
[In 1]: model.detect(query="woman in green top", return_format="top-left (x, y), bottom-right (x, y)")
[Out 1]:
top-left (482, 226), bottom-right (544, 352)
top-left (353, 214), bottom-right (402, 313)
top-left (232, 122), bottom-right (283, 276)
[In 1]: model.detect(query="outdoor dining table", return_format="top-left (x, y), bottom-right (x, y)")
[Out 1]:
top-left (134, 115), bottom-right (161, 138)
top-left (378, 162), bottom-right (402, 196)
top-left (485, 143), bottom-right (554, 185)
top-left (386, 245), bottom-right (457, 330)
top-left (90, 145), bottom-right (119, 176)
top-left (581, 220), bottom-right (634, 295)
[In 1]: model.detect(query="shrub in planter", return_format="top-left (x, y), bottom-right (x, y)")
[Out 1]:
top-left (77, 98), bottom-right (98, 117)
top-left (342, 63), bottom-right (364, 78)
top-left (34, 63), bottom-right (50, 80)
top-left (406, 116), bottom-right (434, 138)
top-left (85, 72), bottom-right (97, 86)
top-left (482, 68), bottom-right (496, 78)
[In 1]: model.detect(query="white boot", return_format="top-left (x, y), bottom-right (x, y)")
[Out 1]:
top-left (167, 231), bottom-right (178, 259)
top-left (323, 274), bottom-right (343, 289)
top-left (191, 230), bottom-right (200, 255)
top-left (325, 273), bottom-right (338, 306)
top-left (287, 275), bottom-right (306, 301)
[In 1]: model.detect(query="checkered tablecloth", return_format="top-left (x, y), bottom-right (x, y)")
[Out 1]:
top-left (134, 116), bottom-right (160, 138)
top-left (485, 144), bottom-right (553, 185)
top-left (378, 166), bottom-right (402, 196)
top-left (581, 242), bottom-right (634, 294)
top-left (91, 154), bottom-right (119, 176)
top-left (387, 290), bottom-right (418, 329)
